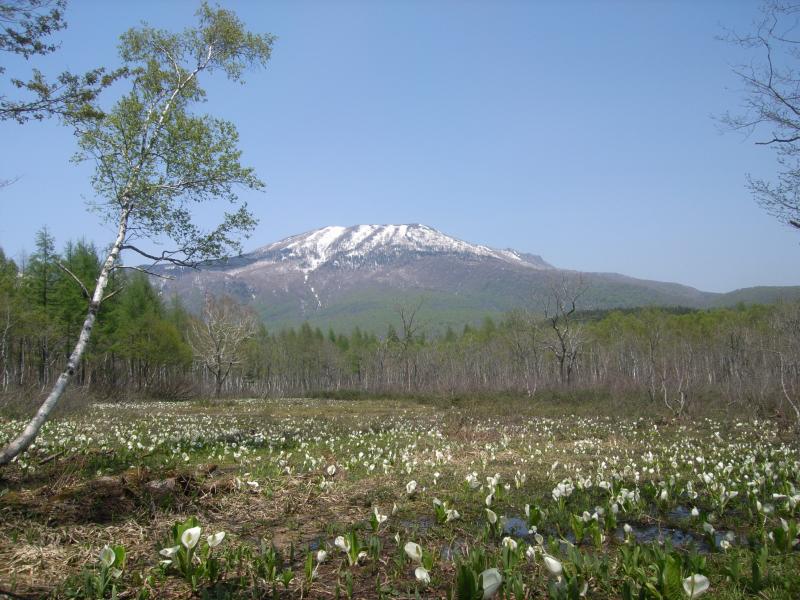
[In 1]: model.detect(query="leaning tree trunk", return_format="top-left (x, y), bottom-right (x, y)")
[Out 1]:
top-left (0, 207), bottom-right (130, 465)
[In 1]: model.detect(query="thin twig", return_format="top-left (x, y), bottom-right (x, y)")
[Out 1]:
top-left (56, 261), bottom-right (90, 299)
top-left (101, 287), bottom-right (125, 303)
top-left (38, 448), bottom-right (66, 465)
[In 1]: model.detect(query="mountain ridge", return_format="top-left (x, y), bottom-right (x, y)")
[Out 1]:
top-left (150, 223), bottom-right (800, 332)
top-left (239, 223), bottom-right (553, 273)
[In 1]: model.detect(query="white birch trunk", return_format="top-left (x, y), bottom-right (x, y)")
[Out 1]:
top-left (0, 207), bottom-right (130, 465)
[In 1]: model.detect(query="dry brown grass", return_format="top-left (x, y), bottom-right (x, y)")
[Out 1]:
top-left (0, 458), bottom-right (419, 598)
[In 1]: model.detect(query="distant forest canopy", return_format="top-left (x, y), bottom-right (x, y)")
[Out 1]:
top-left (1, 232), bottom-right (799, 419)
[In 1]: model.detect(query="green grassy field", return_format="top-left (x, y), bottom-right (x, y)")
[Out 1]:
top-left (0, 396), bottom-right (798, 599)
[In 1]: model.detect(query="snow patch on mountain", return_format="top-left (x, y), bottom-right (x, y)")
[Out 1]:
top-left (232, 224), bottom-right (552, 275)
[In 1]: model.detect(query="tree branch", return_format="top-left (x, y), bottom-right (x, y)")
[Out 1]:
top-left (111, 264), bottom-right (175, 279)
top-left (101, 286), bottom-right (124, 303)
top-left (56, 261), bottom-right (90, 299)
top-left (120, 244), bottom-right (199, 268)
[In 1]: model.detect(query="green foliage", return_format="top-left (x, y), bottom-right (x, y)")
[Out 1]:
top-left (75, 2), bottom-right (273, 266)
top-left (251, 541), bottom-right (280, 585)
top-left (0, 0), bottom-right (119, 124)
top-left (648, 554), bottom-right (686, 600)
top-left (0, 234), bottom-right (193, 397)
top-left (770, 518), bottom-right (799, 553)
top-left (160, 517), bottom-right (226, 592)
top-left (66, 544), bottom-right (126, 599)
top-left (454, 561), bottom-right (480, 600)
top-left (108, 274), bottom-right (191, 375)
top-left (451, 549), bottom-right (498, 600)
top-left (723, 546), bottom-right (770, 593)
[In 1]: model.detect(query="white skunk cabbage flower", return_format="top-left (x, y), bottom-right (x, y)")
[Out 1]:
top-left (207, 532), bottom-right (225, 547)
top-left (334, 536), bottom-right (350, 553)
top-left (480, 568), bottom-right (502, 599)
top-left (160, 545), bottom-right (179, 559)
top-left (181, 526), bottom-right (202, 550)
top-left (404, 541), bottom-right (423, 563)
top-left (502, 536), bottom-right (518, 551)
top-left (682, 574), bottom-right (710, 598)
top-left (543, 555), bottom-right (563, 577)
top-left (99, 546), bottom-right (116, 568)
top-left (415, 566), bottom-right (431, 585)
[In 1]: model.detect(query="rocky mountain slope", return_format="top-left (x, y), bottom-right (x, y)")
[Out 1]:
top-left (150, 224), bottom-right (800, 331)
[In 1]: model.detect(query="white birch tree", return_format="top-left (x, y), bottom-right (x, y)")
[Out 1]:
top-left (0, 3), bottom-right (274, 465)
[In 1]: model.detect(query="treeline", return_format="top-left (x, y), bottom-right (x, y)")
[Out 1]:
top-left (0, 231), bottom-right (192, 398)
top-left (2, 232), bottom-right (799, 419)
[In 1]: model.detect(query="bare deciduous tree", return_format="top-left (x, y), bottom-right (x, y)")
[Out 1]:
top-left (722, 1), bottom-right (800, 230)
top-left (505, 307), bottom-right (541, 396)
top-left (770, 302), bottom-right (800, 428)
top-left (395, 298), bottom-right (425, 392)
top-left (190, 295), bottom-right (257, 398)
top-left (541, 274), bottom-right (587, 386)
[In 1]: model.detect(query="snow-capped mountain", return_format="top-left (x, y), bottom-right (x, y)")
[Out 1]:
top-left (228, 224), bottom-right (552, 276)
top-left (149, 224), bottom-right (798, 332)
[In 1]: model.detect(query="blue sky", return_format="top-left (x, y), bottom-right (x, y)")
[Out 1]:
top-left (1, 0), bottom-right (798, 293)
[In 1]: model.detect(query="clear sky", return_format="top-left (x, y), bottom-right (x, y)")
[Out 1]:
top-left (1, 0), bottom-right (798, 293)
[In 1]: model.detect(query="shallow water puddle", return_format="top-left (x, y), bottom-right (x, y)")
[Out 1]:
top-left (501, 516), bottom-right (530, 538)
top-left (614, 523), bottom-right (737, 553)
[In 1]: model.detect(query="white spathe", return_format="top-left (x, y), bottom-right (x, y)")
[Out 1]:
top-left (98, 546), bottom-right (115, 568)
top-left (682, 574), bottom-right (710, 598)
top-left (404, 542), bottom-right (423, 563)
top-left (334, 536), bottom-right (350, 553)
top-left (480, 568), bottom-right (502, 599)
top-left (543, 555), bottom-right (563, 577)
top-left (181, 526), bottom-right (202, 550)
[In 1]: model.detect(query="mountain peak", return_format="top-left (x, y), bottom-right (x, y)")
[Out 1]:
top-left (148, 224), bottom-right (800, 333)
top-left (249, 223), bottom-right (553, 273)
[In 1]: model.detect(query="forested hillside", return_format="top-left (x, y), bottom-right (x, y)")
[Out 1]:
top-left (2, 232), bottom-right (798, 418)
